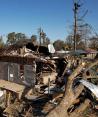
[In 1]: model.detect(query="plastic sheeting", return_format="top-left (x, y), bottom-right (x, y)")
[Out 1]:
top-left (48, 44), bottom-right (55, 54)
top-left (0, 90), bottom-right (4, 97)
top-left (80, 79), bottom-right (98, 98)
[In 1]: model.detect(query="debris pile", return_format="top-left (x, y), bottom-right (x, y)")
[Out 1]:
top-left (0, 42), bottom-right (98, 116)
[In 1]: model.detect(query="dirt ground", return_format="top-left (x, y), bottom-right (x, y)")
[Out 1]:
top-left (80, 107), bottom-right (98, 117)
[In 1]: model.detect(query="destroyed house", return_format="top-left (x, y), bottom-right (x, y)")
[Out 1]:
top-left (0, 42), bottom-right (57, 86)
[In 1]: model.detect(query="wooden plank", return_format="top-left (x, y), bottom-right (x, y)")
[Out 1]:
top-left (0, 80), bottom-right (25, 99)
top-left (0, 55), bottom-right (55, 66)
top-left (41, 72), bottom-right (57, 85)
top-left (0, 55), bottom-right (35, 65)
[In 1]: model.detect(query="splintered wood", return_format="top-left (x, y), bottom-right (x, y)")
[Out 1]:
top-left (0, 80), bottom-right (25, 99)
top-left (47, 63), bottom-right (86, 117)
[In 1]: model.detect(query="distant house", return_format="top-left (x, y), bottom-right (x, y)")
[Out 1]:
top-left (70, 50), bottom-right (87, 56)
top-left (85, 48), bottom-right (98, 59)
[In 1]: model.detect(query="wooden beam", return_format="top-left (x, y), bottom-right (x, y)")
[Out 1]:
top-left (0, 80), bottom-right (25, 99)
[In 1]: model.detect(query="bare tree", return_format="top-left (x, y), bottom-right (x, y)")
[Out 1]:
top-left (53, 40), bottom-right (65, 51)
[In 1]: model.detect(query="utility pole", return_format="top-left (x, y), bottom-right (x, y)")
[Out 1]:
top-left (38, 27), bottom-right (42, 46)
top-left (38, 28), bottom-right (46, 46)
top-left (73, 0), bottom-right (80, 51)
top-left (41, 30), bottom-right (46, 46)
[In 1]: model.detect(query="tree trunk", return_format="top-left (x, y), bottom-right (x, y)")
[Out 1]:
top-left (47, 63), bottom-right (86, 117)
